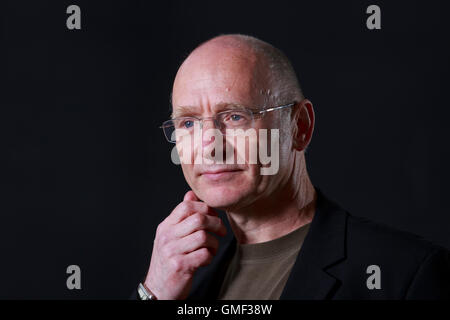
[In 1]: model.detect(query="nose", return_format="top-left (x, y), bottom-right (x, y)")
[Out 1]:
top-left (200, 118), bottom-right (227, 164)
top-left (201, 118), bottom-right (219, 148)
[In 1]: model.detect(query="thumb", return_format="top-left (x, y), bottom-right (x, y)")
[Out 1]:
top-left (183, 190), bottom-right (199, 201)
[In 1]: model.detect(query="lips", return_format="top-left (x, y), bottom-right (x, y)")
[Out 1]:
top-left (201, 168), bottom-right (241, 175)
top-left (198, 167), bottom-right (243, 181)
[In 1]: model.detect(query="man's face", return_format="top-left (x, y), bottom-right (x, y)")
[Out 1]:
top-left (171, 43), bottom-right (293, 210)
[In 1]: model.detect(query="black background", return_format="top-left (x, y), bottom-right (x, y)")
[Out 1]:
top-left (1, 0), bottom-right (449, 299)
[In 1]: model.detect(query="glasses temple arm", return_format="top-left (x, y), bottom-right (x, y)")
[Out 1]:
top-left (255, 102), bottom-right (296, 114)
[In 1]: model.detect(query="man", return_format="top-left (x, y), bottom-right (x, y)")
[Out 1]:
top-left (134, 34), bottom-right (450, 300)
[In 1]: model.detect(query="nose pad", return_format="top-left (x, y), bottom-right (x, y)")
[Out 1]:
top-left (200, 118), bottom-right (219, 130)
top-left (201, 118), bottom-right (218, 148)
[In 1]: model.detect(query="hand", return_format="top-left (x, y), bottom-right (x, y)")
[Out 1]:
top-left (143, 190), bottom-right (227, 300)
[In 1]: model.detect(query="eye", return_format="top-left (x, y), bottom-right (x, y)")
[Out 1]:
top-left (176, 118), bottom-right (196, 129)
top-left (230, 114), bottom-right (242, 121)
top-left (226, 112), bottom-right (249, 122)
top-left (219, 110), bottom-right (251, 128)
top-left (182, 120), bottom-right (194, 128)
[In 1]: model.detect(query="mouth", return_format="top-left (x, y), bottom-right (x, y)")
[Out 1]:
top-left (200, 168), bottom-right (243, 181)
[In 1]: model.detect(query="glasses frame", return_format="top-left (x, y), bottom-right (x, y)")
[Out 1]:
top-left (160, 101), bottom-right (297, 143)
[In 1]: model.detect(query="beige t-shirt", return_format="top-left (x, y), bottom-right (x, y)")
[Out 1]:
top-left (218, 223), bottom-right (310, 300)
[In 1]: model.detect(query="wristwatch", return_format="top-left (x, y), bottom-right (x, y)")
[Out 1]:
top-left (137, 283), bottom-right (158, 300)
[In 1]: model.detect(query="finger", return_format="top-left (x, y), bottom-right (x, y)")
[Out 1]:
top-left (177, 230), bottom-right (219, 255)
top-left (173, 213), bottom-right (227, 238)
top-left (168, 200), bottom-right (218, 224)
top-left (183, 190), bottom-right (199, 201)
top-left (184, 248), bottom-right (214, 271)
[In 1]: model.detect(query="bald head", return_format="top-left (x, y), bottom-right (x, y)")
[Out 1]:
top-left (172, 34), bottom-right (304, 112)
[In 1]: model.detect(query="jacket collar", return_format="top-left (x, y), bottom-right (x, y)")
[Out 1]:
top-left (188, 187), bottom-right (348, 300)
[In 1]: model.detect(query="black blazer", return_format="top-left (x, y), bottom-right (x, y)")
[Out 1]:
top-left (187, 189), bottom-right (450, 300)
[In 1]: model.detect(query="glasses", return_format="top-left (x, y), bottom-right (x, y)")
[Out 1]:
top-left (160, 102), bottom-right (296, 143)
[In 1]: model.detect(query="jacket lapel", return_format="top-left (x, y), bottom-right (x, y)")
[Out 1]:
top-left (280, 189), bottom-right (348, 299)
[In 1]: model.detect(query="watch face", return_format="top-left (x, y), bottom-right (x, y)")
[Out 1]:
top-left (138, 283), bottom-right (155, 300)
top-left (138, 285), bottom-right (146, 300)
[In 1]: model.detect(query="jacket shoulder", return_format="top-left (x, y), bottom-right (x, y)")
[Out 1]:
top-left (331, 212), bottom-right (450, 298)
top-left (346, 213), bottom-right (443, 257)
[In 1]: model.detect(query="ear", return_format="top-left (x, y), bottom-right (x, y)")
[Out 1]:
top-left (292, 99), bottom-right (315, 151)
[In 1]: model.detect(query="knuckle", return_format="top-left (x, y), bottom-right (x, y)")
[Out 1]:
top-left (193, 213), bottom-right (206, 226)
top-left (198, 248), bottom-right (212, 261)
top-left (179, 201), bottom-right (191, 213)
top-left (189, 249), bottom-right (212, 271)
top-left (158, 232), bottom-right (169, 245)
top-left (198, 202), bottom-right (209, 212)
top-left (156, 222), bottom-right (164, 234)
top-left (163, 242), bottom-right (175, 258)
top-left (170, 256), bottom-right (184, 273)
top-left (196, 230), bottom-right (207, 243)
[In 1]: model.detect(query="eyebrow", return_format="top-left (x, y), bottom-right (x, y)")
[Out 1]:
top-left (171, 105), bottom-right (200, 118)
top-left (171, 102), bottom-right (251, 118)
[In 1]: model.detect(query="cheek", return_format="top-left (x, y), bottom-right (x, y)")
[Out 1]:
top-left (245, 163), bottom-right (267, 191)
top-left (180, 164), bottom-right (195, 185)
top-left (225, 132), bottom-right (260, 165)
top-left (176, 136), bottom-right (196, 164)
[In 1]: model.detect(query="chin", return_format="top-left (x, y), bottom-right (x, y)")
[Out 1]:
top-left (195, 185), bottom-right (249, 210)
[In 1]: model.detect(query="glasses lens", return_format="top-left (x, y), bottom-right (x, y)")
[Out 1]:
top-left (173, 118), bottom-right (198, 130)
top-left (162, 118), bottom-right (199, 143)
top-left (218, 109), bottom-right (253, 131)
top-left (161, 121), bottom-right (176, 143)
top-left (162, 110), bottom-right (255, 143)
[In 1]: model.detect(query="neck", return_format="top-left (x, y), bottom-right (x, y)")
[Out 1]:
top-left (226, 152), bottom-right (317, 244)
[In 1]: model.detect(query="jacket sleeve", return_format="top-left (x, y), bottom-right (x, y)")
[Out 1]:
top-left (129, 275), bottom-right (147, 300)
top-left (129, 288), bottom-right (139, 300)
top-left (405, 247), bottom-right (450, 299)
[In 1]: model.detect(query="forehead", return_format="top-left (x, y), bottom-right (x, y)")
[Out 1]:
top-left (172, 45), bottom-right (270, 114)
